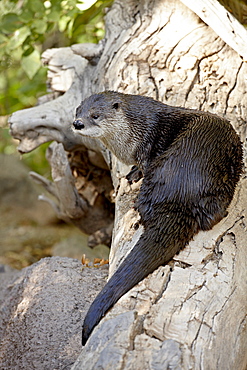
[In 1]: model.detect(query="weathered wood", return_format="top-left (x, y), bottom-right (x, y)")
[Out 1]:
top-left (8, 0), bottom-right (247, 368)
top-left (181, 0), bottom-right (247, 61)
top-left (9, 47), bottom-right (103, 154)
top-left (29, 141), bottom-right (114, 238)
top-left (72, 181), bottom-right (247, 370)
top-left (30, 142), bottom-right (88, 221)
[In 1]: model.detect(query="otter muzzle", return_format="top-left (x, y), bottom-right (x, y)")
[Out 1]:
top-left (73, 119), bottom-right (85, 130)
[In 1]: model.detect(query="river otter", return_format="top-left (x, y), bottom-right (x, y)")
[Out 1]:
top-left (72, 91), bottom-right (243, 345)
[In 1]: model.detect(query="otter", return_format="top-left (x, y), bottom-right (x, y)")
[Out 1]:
top-left (72, 91), bottom-right (243, 345)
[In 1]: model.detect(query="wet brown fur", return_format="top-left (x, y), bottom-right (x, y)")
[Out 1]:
top-left (73, 91), bottom-right (243, 345)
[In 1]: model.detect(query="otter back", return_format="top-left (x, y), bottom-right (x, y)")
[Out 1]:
top-left (72, 91), bottom-right (243, 345)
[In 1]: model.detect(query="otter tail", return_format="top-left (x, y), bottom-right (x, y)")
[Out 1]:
top-left (81, 207), bottom-right (198, 345)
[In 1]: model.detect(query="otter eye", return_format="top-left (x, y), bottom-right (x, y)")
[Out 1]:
top-left (112, 103), bottom-right (119, 109)
top-left (91, 114), bottom-right (99, 120)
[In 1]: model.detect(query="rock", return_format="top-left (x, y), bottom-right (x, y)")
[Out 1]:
top-left (0, 256), bottom-right (108, 369)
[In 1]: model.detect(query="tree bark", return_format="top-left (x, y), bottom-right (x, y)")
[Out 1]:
top-left (9, 0), bottom-right (247, 369)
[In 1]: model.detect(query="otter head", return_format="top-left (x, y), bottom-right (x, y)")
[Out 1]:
top-left (72, 91), bottom-right (143, 165)
top-left (72, 92), bottom-right (123, 139)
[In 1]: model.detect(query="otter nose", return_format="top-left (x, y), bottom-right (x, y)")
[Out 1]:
top-left (73, 119), bottom-right (85, 130)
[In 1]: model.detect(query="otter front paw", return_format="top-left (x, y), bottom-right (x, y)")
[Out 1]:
top-left (126, 166), bottom-right (143, 183)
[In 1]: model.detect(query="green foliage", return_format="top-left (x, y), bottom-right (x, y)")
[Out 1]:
top-left (0, 62), bottom-right (47, 116)
top-left (0, 127), bottom-right (51, 176)
top-left (0, 0), bottom-right (113, 83)
top-left (0, 0), bottom-right (113, 173)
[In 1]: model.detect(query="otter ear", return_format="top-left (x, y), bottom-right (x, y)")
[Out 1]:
top-left (75, 103), bottom-right (83, 116)
top-left (112, 102), bottom-right (119, 109)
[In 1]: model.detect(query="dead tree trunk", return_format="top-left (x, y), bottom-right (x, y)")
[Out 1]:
top-left (9, 0), bottom-right (247, 369)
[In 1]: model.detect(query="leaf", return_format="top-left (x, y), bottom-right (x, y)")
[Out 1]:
top-left (67, 18), bottom-right (75, 39)
top-left (0, 34), bottom-right (8, 45)
top-left (21, 49), bottom-right (41, 79)
top-left (58, 15), bottom-right (71, 32)
top-left (19, 9), bottom-right (33, 23)
top-left (0, 46), bottom-right (7, 60)
top-left (22, 46), bottom-right (35, 57)
top-left (1, 13), bottom-right (22, 33)
top-left (46, 9), bottom-right (60, 22)
top-left (31, 19), bottom-right (47, 34)
top-left (6, 26), bottom-right (31, 51)
top-left (27, 0), bottom-right (45, 14)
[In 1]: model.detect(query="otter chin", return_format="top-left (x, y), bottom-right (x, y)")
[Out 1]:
top-left (72, 91), bottom-right (243, 346)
